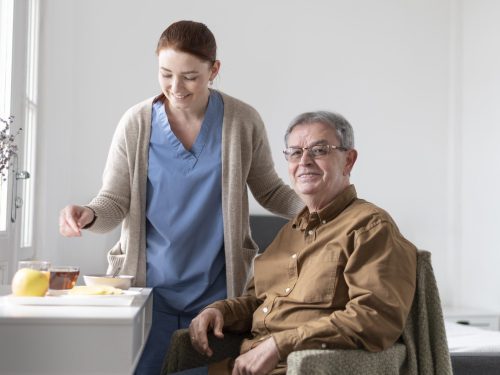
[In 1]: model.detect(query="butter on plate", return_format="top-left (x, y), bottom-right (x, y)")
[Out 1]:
top-left (68, 285), bottom-right (123, 295)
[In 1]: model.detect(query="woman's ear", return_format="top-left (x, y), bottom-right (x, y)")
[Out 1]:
top-left (210, 60), bottom-right (221, 81)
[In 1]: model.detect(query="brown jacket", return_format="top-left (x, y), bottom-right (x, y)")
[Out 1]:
top-left (209, 185), bottom-right (417, 374)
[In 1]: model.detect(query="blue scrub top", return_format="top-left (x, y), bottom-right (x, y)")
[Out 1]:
top-left (146, 91), bottom-right (226, 315)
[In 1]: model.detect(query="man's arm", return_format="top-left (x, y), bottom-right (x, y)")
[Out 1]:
top-left (189, 277), bottom-right (263, 357)
top-left (272, 221), bottom-right (417, 359)
top-left (207, 277), bottom-right (262, 332)
top-left (231, 337), bottom-right (280, 375)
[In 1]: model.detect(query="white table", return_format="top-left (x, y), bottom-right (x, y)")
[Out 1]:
top-left (0, 286), bottom-right (152, 375)
top-left (443, 306), bottom-right (500, 331)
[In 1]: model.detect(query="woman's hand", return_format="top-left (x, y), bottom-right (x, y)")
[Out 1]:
top-left (59, 205), bottom-right (95, 237)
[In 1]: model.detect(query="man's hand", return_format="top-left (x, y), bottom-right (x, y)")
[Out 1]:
top-left (189, 308), bottom-right (225, 357)
top-left (59, 205), bottom-right (94, 237)
top-left (232, 337), bottom-right (280, 375)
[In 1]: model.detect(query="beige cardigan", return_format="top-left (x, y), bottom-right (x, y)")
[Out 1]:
top-left (86, 91), bottom-right (304, 297)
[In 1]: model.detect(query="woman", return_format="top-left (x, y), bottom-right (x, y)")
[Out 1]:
top-left (59, 20), bottom-right (303, 374)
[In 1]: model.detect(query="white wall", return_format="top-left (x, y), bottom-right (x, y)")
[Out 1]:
top-left (458, 1), bottom-right (500, 309)
top-left (33, 0), bottom-right (500, 310)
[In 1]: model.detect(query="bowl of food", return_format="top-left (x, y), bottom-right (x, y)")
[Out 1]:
top-left (83, 274), bottom-right (134, 290)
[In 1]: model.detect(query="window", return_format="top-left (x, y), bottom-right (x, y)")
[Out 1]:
top-left (20, 0), bottom-right (39, 247)
top-left (0, 0), bottom-right (14, 232)
top-left (0, 0), bottom-right (39, 256)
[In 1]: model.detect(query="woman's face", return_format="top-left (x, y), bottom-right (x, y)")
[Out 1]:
top-left (158, 48), bottom-right (220, 112)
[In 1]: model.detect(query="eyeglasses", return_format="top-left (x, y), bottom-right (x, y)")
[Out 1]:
top-left (283, 144), bottom-right (348, 162)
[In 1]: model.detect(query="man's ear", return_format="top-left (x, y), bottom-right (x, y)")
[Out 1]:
top-left (343, 149), bottom-right (358, 176)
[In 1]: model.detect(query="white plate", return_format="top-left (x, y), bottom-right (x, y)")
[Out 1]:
top-left (3, 289), bottom-right (141, 306)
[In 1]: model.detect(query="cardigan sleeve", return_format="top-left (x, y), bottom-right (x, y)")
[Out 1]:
top-left (85, 109), bottom-right (137, 233)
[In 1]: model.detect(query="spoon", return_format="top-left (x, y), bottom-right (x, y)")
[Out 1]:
top-left (110, 267), bottom-right (121, 278)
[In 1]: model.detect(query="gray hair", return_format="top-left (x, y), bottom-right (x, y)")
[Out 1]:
top-left (284, 111), bottom-right (355, 149)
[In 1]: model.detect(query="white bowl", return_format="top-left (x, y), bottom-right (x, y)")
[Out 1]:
top-left (83, 274), bottom-right (134, 290)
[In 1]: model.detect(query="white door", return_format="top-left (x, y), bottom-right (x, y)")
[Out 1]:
top-left (0, 0), bottom-right (38, 284)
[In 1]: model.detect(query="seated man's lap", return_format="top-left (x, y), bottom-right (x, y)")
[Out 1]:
top-left (170, 367), bottom-right (209, 375)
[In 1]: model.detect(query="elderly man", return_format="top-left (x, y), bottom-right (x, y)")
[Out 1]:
top-left (186, 111), bottom-right (417, 375)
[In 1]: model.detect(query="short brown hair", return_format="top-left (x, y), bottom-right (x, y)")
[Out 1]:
top-left (156, 20), bottom-right (217, 63)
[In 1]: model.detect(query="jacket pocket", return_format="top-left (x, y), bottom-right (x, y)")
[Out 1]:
top-left (106, 241), bottom-right (126, 275)
top-left (292, 244), bottom-right (342, 303)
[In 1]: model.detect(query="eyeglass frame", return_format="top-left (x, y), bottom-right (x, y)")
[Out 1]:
top-left (283, 144), bottom-right (349, 162)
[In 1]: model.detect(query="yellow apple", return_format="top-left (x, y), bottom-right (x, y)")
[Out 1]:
top-left (11, 268), bottom-right (49, 296)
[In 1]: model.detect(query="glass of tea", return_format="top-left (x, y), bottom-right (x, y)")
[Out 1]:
top-left (49, 266), bottom-right (80, 290)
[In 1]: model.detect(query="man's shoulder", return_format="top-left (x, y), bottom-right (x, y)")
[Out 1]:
top-left (345, 198), bottom-right (397, 230)
top-left (350, 198), bottom-right (391, 216)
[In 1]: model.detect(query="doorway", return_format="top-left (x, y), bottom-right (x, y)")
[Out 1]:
top-left (0, 0), bottom-right (39, 284)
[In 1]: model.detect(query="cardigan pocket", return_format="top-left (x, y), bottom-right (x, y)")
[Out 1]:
top-left (106, 241), bottom-right (126, 276)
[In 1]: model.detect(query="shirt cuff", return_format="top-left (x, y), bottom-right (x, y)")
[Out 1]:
top-left (82, 205), bottom-right (97, 229)
top-left (272, 328), bottom-right (300, 360)
top-left (203, 301), bottom-right (227, 314)
top-left (203, 301), bottom-right (237, 324)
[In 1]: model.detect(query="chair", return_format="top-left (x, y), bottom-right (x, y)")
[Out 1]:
top-left (250, 215), bottom-right (288, 252)
top-left (162, 250), bottom-right (452, 375)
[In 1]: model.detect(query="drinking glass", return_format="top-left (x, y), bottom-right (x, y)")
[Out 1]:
top-left (49, 266), bottom-right (80, 290)
top-left (18, 260), bottom-right (51, 271)
top-left (17, 260), bottom-right (51, 285)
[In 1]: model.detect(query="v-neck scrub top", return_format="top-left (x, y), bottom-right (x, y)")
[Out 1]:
top-left (86, 90), bottom-right (305, 298)
top-left (146, 91), bottom-right (226, 314)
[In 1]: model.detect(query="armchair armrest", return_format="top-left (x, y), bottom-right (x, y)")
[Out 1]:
top-left (286, 343), bottom-right (407, 375)
top-left (161, 328), bottom-right (250, 374)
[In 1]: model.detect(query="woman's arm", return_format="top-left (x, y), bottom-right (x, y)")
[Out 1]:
top-left (246, 115), bottom-right (304, 219)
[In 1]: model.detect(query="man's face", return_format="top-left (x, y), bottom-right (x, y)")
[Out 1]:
top-left (287, 122), bottom-right (356, 210)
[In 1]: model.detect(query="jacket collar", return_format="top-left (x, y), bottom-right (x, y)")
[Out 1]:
top-left (292, 184), bottom-right (357, 231)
